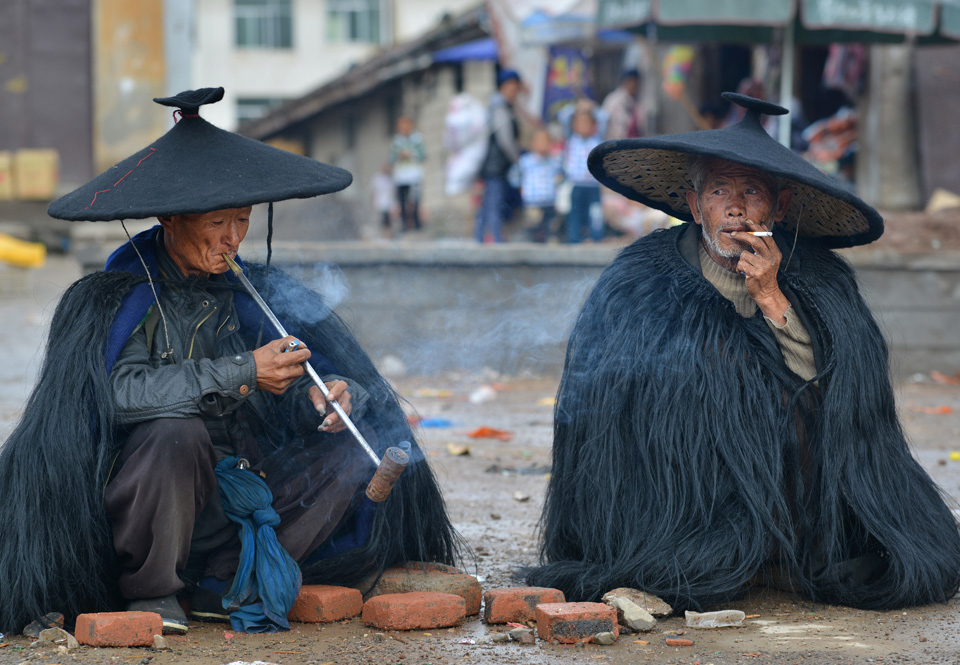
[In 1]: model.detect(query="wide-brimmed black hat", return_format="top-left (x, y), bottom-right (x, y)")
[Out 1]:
top-left (588, 92), bottom-right (883, 248)
top-left (48, 87), bottom-right (353, 222)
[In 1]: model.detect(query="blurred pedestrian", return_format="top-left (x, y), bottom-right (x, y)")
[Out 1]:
top-left (563, 108), bottom-right (604, 243)
top-left (518, 128), bottom-right (562, 243)
top-left (371, 164), bottom-right (396, 238)
top-left (601, 69), bottom-right (643, 140)
top-left (389, 116), bottom-right (426, 231)
top-left (476, 69), bottom-right (523, 243)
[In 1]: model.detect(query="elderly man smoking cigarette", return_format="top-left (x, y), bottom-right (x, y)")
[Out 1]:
top-left (528, 93), bottom-right (960, 612)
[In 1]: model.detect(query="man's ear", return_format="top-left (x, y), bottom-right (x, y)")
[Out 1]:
top-left (773, 189), bottom-right (793, 222)
top-left (685, 190), bottom-right (702, 226)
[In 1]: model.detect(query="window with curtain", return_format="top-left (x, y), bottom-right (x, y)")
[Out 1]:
top-left (327, 0), bottom-right (382, 44)
top-left (235, 0), bottom-right (293, 48)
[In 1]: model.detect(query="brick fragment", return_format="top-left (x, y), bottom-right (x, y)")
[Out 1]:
top-left (665, 637), bottom-right (694, 646)
top-left (483, 587), bottom-right (565, 624)
top-left (362, 592), bottom-right (466, 630)
top-left (535, 602), bottom-right (618, 644)
top-left (288, 585), bottom-right (363, 623)
top-left (367, 562), bottom-right (482, 615)
top-left (75, 612), bottom-right (163, 648)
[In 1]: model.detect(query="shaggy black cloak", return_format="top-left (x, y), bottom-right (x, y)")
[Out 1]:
top-left (527, 224), bottom-right (960, 612)
top-left (0, 262), bottom-right (460, 633)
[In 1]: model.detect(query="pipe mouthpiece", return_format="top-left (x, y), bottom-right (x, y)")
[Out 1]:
top-left (221, 253), bottom-right (243, 276)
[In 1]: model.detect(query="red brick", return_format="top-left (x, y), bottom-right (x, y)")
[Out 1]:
top-left (367, 562), bottom-right (482, 615)
top-left (75, 612), bottom-right (163, 647)
top-left (483, 587), bottom-right (566, 624)
top-left (362, 592), bottom-right (466, 630)
top-left (535, 602), bottom-right (619, 644)
top-left (288, 585), bottom-right (363, 623)
top-left (665, 637), bottom-right (694, 647)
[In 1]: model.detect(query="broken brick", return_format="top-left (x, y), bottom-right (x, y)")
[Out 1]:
top-left (483, 587), bottom-right (565, 624)
top-left (362, 592), bottom-right (466, 630)
top-left (535, 602), bottom-right (619, 644)
top-left (288, 585), bottom-right (363, 623)
top-left (74, 612), bottom-right (162, 647)
top-left (366, 562), bottom-right (482, 615)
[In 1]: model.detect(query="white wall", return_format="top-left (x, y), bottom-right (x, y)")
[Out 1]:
top-left (392, 0), bottom-right (475, 42)
top-left (190, 0), bottom-right (478, 131)
top-left (193, 0), bottom-right (377, 130)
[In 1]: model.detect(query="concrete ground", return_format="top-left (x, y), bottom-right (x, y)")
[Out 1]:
top-left (1, 255), bottom-right (959, 665)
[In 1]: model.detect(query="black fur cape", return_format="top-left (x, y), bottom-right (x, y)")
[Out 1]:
top-left (527, 224), bottom-right (960, 612)
top-left (0, 265), bottom-right (460, 633)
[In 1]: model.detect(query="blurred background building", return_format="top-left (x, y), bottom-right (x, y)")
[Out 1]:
top-left (0, 0), bottom-right (958, 243)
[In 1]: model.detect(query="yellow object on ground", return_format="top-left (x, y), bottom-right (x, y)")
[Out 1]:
top-left (0, 233), bottom-right (46, 268)
top-left (949, 451), bottom-right (960, 462)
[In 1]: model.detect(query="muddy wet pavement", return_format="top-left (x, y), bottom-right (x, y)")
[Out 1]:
top-left (1, 258), bottom-right (959, 664)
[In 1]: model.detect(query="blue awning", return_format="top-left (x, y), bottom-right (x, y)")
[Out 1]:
top-left (432, 38), bottom-right (498, 63)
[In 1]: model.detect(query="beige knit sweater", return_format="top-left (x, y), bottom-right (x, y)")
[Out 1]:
top-left (698, 244), bottom-right (817, 382)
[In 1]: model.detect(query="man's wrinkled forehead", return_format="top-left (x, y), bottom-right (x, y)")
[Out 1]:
top-left (702, 159), bottom-right (776, 191)
top-left (174, 207), bottom-right (253, 223)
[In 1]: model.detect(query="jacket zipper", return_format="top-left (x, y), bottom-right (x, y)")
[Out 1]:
top-left (188, 306), bottom-right (217, 359)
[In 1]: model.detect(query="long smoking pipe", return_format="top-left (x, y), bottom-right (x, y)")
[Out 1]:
top-left (222, 253), bottom-right (407, 502)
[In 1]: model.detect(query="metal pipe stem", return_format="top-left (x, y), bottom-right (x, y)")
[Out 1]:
top-left (222, 254), bottom-right (381, 467)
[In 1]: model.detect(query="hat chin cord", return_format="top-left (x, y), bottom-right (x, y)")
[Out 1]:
top-left (121, 220), bottom-right (175, 360)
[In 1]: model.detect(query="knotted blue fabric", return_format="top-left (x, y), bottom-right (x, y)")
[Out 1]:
top-left (215, 456), bottom-right (302, 633)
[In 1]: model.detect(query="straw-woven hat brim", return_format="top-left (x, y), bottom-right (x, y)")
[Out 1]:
top-left (587, 93), bottom-right (883, 249)
top-left (48, 87), bottom-right (353, 222)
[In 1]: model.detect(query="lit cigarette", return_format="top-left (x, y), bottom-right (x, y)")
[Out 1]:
top-left (747, 231), bottom-right (773, 236)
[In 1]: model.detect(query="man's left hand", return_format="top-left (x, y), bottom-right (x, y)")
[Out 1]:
top-left (309, 381), bottom-right (352, 433)
top-left (731, 219), bottom-right (790, 325)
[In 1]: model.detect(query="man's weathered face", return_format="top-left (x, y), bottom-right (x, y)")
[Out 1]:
top-left (685, 159), bottom-right (791, 266)
top-left (158, 207), bottom-right (252, 276)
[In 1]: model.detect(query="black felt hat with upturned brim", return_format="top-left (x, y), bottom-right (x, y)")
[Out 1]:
top-left (588, 92), bottom-right (883, 248)
top-left (48, 87), bottom-right (353, 222)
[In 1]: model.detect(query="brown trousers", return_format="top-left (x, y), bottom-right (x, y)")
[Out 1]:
top-left (104, 417), bottom-right (368, 600)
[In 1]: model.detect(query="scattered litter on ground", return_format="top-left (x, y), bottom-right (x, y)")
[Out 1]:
top-left (413, 388), bottom-right (453, 397)
top-left (665, 637), bottom-right (694, 646)
top-left (911, 405), bottom-right (954, 415)
top-left (446, 443), bottom-right (470, 456)
top-left (467, 426), bottom-right (513, 440)
top-left (537, 397), bottom-right (556, 406)
top-left (930, 370), bottom-right (960, 385)
top-left (950, 451), bottom-right (960, 461)
top-left (469, 385), bottom-right (497, 404)
top-left (152, 635), bottom-right (169, 650)
top-left (685, 610), bottom-right (746, 628)
top-left (485, 463), bottom-right (549, 475)
top-left (512, 491), bottom-right (530, 502)
top-left (419, 418), bottom-right (455, 428)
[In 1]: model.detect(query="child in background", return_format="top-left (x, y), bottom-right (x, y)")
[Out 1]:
top-left (389, 116), bottom-right (427, 231)
top-left (518, 129), bottom-right (562, 243)
top-left (371, 164), bottom-right (395, 238)
top-left (563, 108), bottom-right (604, 244)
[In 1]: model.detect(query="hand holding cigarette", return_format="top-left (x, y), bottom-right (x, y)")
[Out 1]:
top-left (733, 220), bottom-right (790, 324)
